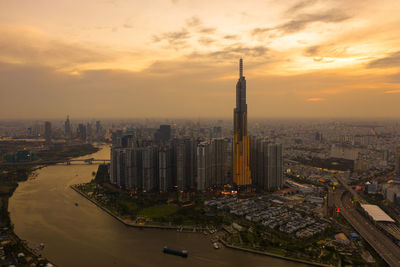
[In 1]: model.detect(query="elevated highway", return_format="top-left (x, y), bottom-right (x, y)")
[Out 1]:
top-left (334, 189), bottom-right (400, 266)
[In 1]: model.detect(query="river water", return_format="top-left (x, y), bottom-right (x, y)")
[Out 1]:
top-left (9, 145), bottom-right (308, 267)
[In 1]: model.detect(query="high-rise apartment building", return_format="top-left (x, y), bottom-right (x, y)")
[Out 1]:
top-left (233, 59), bottom-right (251, 186)
top-left (196, 138), bottom-right (231, 190)
top-left (196, 141), bottom-right (209, 191)
top-left (250, 138), bottom-right (283, 191)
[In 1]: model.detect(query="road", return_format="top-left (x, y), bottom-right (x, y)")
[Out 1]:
top-left (334, 189), bottom-right (400, 267)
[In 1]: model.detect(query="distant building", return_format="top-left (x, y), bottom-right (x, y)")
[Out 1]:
top-left (64, 115), bottom-right (71, 139)
top-left (354, 158), bottom-right (369, 172)
top-left (213, 126), bottom-right (222, 138)
top-left (44, 121), bottom-right (52, 144)
top-left (366, 182), bottom-right (378, 194)
top-left (395, 146), bottom-right (400, 177)
top-left (330, 144), bottom-right (360, 160)
top-left (78, 124), bottom-right (87, 143)
top-left (315, 131), bottom-right (322, 142)
top-left (96, 121), bottom-right (101, 135)
top-left (86, 123), bottom-right (92, 143)
top-left (154, 125), bottom-right (171, 144)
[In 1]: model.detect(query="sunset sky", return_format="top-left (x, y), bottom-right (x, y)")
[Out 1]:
top-left (1, 0), bottom-right (400, 119)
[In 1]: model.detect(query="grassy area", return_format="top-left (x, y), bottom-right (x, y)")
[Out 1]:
top-left (138, 205), bottom-right (179, 219)
top-left (0, 184), bottom-right (13, 195)
top-left (37, 143), bottom-right (99, 161)
top-left (117, 200), bottom-right (139, 215)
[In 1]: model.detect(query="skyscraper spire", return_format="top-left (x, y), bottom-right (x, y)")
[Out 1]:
top-left (239, 58), bottom-right (243, 78)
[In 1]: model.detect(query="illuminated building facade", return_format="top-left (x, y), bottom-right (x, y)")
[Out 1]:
top-left (233, 59), bottom-right (251, 186)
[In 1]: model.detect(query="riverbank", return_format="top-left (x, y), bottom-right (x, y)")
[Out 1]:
top-left (219, 239), bottom-right (333, 267)
top-left (71, 183), bottom-right (335, 267)
top-left (70, 184), bottom-right (206, 232)
top-left (1, 143), bottom-right (101, 265)
top-left (0, 165), bottom-right (54, 266)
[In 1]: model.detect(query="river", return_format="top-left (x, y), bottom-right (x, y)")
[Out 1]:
top-left (9, 145), bottom-right (308, 267)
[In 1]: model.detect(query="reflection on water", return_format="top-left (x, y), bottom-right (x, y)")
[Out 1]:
top-left (9, 145), bottom-right (308, 267)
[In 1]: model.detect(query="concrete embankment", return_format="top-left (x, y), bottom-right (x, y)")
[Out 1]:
top-left (219, 239), bottom-right (333, 267)
top-left (70, 184), bottom-right (204, 232)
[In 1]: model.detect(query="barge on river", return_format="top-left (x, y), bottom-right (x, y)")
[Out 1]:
top-left (163, 246), bottom-right (188, 258)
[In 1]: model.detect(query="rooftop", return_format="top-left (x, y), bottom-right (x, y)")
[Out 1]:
top-left (360, 204), bottom-right (395, 223)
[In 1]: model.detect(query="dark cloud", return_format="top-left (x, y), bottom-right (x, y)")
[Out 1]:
top-left (152, 28), bottom-right (191, 48)
top-left (305, 45), bottom-right (320, 56)
top-left (186, 16), bottom-right (202, 27)
top-left (285, 0), bottom-right (318, 15)
top-left (224, 35), bottom-right (239, 40)
top-left (0, 28), bottom-right (113, 68)
top-left (198, 37), bottom-right (215, 46)
top-left (199, 45), bottom-right (269, 60)
top-left (123, 23), bottom-right (133, 29)
top-left (251, 27), bottom-right (272, 36)
top-left (304, 44), bottom-right (349, 59)
top-left (198, 27), bottom-right (216, 34)
top-left (252, 9), bottom-right (351, 37)
top-left (367, 51), bottom-right (400, 68)
top-left (278, 10), bottom-right (351, 34)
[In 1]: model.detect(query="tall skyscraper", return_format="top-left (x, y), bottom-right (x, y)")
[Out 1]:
top-left (233, 59), bottom-right (251, 186)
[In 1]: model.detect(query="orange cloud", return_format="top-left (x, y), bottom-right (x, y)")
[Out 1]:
top-left (307, 97), bottom-right (325, 102)
top-left (384, 89), bottom-right (400, 94)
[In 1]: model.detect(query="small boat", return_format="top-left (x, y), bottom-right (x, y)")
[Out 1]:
top-left (163, 246), bottom-right (188, 258)
top-left (75, 202), bottom-right (79, 206)
top-left (213, 242), bottom-right (219, 249)
top-left (203, 231), bottom-right (208, 235)
top-left (37, 243), bottom-right (45, 250)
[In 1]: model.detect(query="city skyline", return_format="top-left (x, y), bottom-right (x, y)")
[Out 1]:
top-left (1, 0), bottom-right (400, 119)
